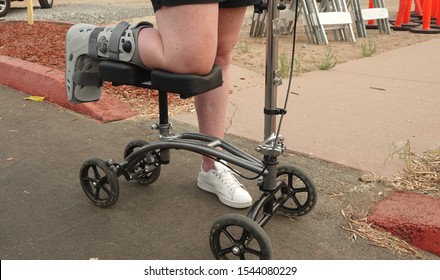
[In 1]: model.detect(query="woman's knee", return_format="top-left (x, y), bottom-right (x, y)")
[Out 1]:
top-left (178, 51), bottom-right (217, 76)
top-left (137, 28), bottom-right (216, 75)
top-left (214, 51), bottom-right (233, 69)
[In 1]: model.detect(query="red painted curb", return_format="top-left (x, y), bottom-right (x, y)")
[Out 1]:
top-left (0, 55), bottom-right (136, 122)
top-left (368, 191), bottom-right (440, 256)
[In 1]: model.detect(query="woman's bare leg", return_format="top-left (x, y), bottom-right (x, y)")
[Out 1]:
top-left (195, 6), bottom-right (248, 171)
top-left (140, 5), bottom-right (248, 172)
top-left (139, 4), bottom-right (250, 208)
top-left (195, 6), bottom-right (252, 208)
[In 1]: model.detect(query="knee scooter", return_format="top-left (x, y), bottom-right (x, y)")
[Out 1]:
top-left (74, 0), bottom-right (317, 259)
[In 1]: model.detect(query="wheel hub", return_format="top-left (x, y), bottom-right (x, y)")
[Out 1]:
top-left (232, 246), bottom-right (242, 256)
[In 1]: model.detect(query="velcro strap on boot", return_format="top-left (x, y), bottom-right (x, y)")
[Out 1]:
top-left (73, 71), bottom-right (102, 86)
top-left (88, 27), bottom-right (105, 60)
top-left (108, 21), bottom-right (130, 60)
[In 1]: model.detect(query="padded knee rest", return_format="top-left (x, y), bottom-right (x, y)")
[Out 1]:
top-left (99, 61), bottom-right (223, 99)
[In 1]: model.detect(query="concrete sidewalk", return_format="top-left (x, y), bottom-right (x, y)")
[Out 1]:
top-left (178, 38), bottom-right (440, 178)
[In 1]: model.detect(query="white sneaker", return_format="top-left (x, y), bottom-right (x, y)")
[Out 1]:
top-left (197, 161), bottom-right (252, 209)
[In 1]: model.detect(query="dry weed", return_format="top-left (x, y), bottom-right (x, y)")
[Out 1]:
top-left (388, 148), bottom-right (440, 197)
top-left (341, 206), bottom-right (422, 259)
top-left (341, 147), bottom-right (439, 258)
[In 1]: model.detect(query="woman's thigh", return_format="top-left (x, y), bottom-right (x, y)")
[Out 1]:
top-left (216, 6), bottom-right (247, 64)
top-left (153, 4), bottom-right (220, 73)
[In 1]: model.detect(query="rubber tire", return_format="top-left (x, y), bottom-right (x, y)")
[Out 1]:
top-left (38, 0), bottom-right (53, 9)
top-left (123, 140), bottom-right (161, 185)
top-left (80, 157), bottom-right (119, 208)
top-left (210, 213), bottom-right (273, 260)
top-left (0, 0), bottom-right (11, 17)
top-left (277, 165), bottom-right (317, 216)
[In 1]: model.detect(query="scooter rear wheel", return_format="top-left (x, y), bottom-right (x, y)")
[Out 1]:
top-left (123, 140), bottom-right (161, 185)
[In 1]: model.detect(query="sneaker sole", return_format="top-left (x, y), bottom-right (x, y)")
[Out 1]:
top-left (197, 179), bottom-right (252, 209)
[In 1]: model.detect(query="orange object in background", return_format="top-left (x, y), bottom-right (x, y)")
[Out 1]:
top-left (368, 0), bottom-right (375, 25)
top-left (393, 0), bottom-right (411, 28)
top-left (410, 0), bottom-right (440, 32)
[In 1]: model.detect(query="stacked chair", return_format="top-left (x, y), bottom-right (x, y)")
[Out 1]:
top-left (250, 0), bottom-right (391, 44)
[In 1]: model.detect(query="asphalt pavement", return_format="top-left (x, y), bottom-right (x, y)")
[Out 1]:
top-left (2, 85), bottom-right (437, 260)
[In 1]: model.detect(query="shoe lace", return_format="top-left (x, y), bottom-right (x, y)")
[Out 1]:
top-left (217, 170), bottom-right (243, 191)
